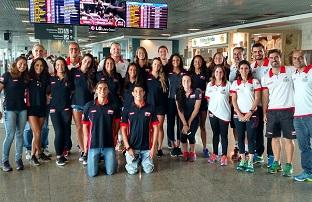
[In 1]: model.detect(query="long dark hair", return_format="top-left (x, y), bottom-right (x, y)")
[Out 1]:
top-left (235, 60), bottom-right (253, 81)
top-left (168, 53), bottom-right (184, 72)
top-left (176, 73), bottom-right (193, 113)
top-left (123, 63), bottom-right (141, 89)
top-left (102, 56), bottom-right (117, 78)
top-left (151, 57), bottom-right (167, 93)
top-left (188, 55), bottom-right (207, 75)
top-left (81, 53), bottom-right (96, 92)
top-left (54, 57), bottom-right (70, 83)
top-left (208, 52), bottom-right (230, 70)
top-left (29, 58), bottom-right (50, 81)
top-left (10, 56), bottom-right (29, 82)
top-left (211, 64), bottom-right (227, 85)
top-left (135, 47), bottom-right (149, 68)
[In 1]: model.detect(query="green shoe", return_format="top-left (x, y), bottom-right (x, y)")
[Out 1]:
top-left (282, 163), bottom-right (293, 177)
top-left (246, 160), bottom-right (254, 173)
top-left (236, 159), bottom-right (246, 171)
top-left (268, 161), bottom-right (283, 174)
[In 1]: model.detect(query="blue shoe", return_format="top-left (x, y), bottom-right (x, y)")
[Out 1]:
top-left (293, 171), bottom-right (312, 182)
top-left (203, 148), bottom-right (210, 158)
top-left (267, 155), bottom-right (274, 168)
top-left (253, 154), bottom-right (264, 164)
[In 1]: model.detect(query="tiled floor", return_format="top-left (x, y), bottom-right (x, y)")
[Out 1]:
top-left (0, 122), bottom-right (311, 202)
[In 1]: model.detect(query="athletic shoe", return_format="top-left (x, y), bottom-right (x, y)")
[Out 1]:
top-left (282, 163), bottom-right (293, 177)
top-left (208, 153), bottom-right (217, 163)
top-left (25, 150), bottom-right (32, 160)
top-left (2, 161), bottom-right (13, 172)
top-left (203, 148), bottom-right (210, 158)
top-left (267, 155), bottom-right (274, 168)
top-left (157, 149), bottom-right (164, 157)
top-left (16, 159), bottom-right (24, 171)
top-left (176, 148), bottom-right (183, 156)
top-left (39, 153), bottom-right (51, 162)
top-left (189, 152), bottom-right (196, 162)
top-left (293, 171), bottom-right (312, 182)
top-left (245, 160), bottom-right (254, 173)
top-left (56, 156), bottom-right (66, 166)
top-left (43, 148), bottom-right (52, 157)
top-left (268, 161), bottom-right (282, 174)
top-left (253, 154), bottom-right (264, 164)
top-left (30, 155), bottom-right (40, 166)
top-left (82, 155), bottom-right (88, 165)
top-left (170, 148), bottom-right (178, 157)
top-left (236, 159), bottom-right (246, 171)
top-left (183, 152), bottom-right (189, 161)
top-left (220, 155), bottom-right (228, 166)
top-left (63, 149), bottom-right (70, 157)
top-left (79, 152), bottom-right (84, 162)
top-left (231, 147), bottom-right (240, 161)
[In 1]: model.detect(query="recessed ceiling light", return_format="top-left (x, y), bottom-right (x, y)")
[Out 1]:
top-left (98, 32), bottom-right (108, 34)
top-left (187, 28), bottom-right (200, 31)
top-left (161, 33), bottom-right (171, 36)
top-left (88, 35), bottom-right (96, 38)
top-left (16, 7), bottom-right (29, 11)
top-left (22, 20), bottom-right (30, 23)
top-left (27, 33), bottom-right (34, 35)
top-left (26, 27), bottom-right (33, 30)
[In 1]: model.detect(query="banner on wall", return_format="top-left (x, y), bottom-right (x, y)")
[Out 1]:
top-left (192, 33), bottom-right (227, 47)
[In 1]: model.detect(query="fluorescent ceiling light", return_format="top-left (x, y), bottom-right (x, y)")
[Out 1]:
top-left (16, 7), bottom-right (29, 11)
top-left (27, 33), bottom-right (34, 35)
top-left (187, 28), bottom-right (200, 31)
top-left (161, 33), bottom-right (171, 36)
top-left (98, 32), bottom-right (108, 34)
top-left (22, 20), bottom-right (30, 23)
top-left (88, 35), bottom-right (97, 38)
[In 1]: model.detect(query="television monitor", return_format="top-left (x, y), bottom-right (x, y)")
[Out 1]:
top-left (29, 0), bottom-right (80, 25)
top-left (80, 0), bottom-right (126, 28)
top-left (125, 1), bottom-right (168, 29)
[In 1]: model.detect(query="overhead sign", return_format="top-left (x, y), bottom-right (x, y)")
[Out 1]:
top-left (192, 33), bottom-right (227, 47)
top-left (34, 24), bottom-right (75, 40)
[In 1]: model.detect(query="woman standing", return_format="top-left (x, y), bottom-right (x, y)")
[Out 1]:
top-left (48, 57), bottom-right (72, 166)
top-left (176, 74), bottom-right (201, 161)
top-left (27, 58), bottom-right (51, 166)
top-left (230, 60), bottom-right (261, 172)
top-left (167, 54), bottom-right (186, 157)
top-left (188, 55), bottom-right (211, 157)
top-left (146, 58), bottom-right (168, 157)
top-left (0, 56), bottom-right (29, 171)
top-left (205, 65), bottom-right (231, 166)
top-left (135, 47), bottom-right (150, 82)
top-left (70, 53), bottom-right (96, 165)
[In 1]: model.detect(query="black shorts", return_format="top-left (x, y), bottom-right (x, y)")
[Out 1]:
top-left (27, 106), bottom-right (47, 117)
top-left (265, 109), bottom-right (296, 139)
top-left (200, 98), bottom-right (208, 112)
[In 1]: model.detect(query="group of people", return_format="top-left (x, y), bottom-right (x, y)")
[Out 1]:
top-left (0, 41), bottom-right (311, 182)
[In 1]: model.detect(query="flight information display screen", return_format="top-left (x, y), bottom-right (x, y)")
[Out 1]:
top-left (126, 2), bottom-right (168, 29)
top-left (29, 0), bottom-right (80, 25)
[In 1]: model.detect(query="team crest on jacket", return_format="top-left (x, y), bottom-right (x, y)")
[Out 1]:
top-left (145, 112), bottom-right (151, 117)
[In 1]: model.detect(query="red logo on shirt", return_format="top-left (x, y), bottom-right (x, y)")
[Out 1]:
top-left (12, 79), bottom-right (18, 82)
top-left (50, 109), bottom-right (56, 113)
top-left (75, 74), bottom-right (81, 78)
top-left (145, 112), bottom-right (151, 117)
top-left (51, 81), bottom-right (56, 85)
top-left (107, 110), bottom-right (114, 114)
top-left (129, 112), bottom-right (135, 115)
top-left (91, 110), bottom-right (97, 113)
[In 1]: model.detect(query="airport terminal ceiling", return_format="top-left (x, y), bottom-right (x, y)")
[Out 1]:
top-left (0, 0), bottom-right (312, 48)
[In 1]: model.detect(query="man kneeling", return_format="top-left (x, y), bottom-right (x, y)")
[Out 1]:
top-left (82, 81), bottom-right (119, 177)
top-left (121, 84), bottom-right (159, 174)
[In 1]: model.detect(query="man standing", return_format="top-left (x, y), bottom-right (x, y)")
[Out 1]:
top-left (291, 50), bottom-right (312, 182)
top-left (66, 42), bottom-right (81, 70)
top-left (121, 84), bottom-right (159, 174)
top-left (158, 45), bottom-right (169, 73)
top-left (262, 49), bottom-right (295, 177)
top-left (250, 43), bottom-right (273, 166)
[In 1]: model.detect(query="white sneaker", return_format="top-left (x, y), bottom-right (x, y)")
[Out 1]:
top-left (43, 148), bottom-right (52, 157)
top-left (25, 150), bottom-right (31, 160)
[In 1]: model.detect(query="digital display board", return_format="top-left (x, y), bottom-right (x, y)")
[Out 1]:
top-left (126, 2), bottom-right (168, 29)
top-left (80, 0), bottom-right (126, 27)
top-left (29, 0), bottom-right (80, 25)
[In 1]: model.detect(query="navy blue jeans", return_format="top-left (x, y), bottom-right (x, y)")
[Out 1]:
top-left (294, 116), bottom-right (312, 174)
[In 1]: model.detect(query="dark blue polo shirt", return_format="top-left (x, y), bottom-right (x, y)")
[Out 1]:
top-left (122, 81), bottom-right (135, 109)
top-left (146, 74), bottom-right (166, 113)
top-left (48, 76), bottom-right (72, 111)
top-left (82, 99), bottom-right (119, 149)
top-left (120, 102), bottom-right (159, 150)
top-left (0, 72), bottom-right (27, 111)
top-left (70, 68), bottom-right (94, 106)
top-left (27, 77), bottom-right (48, 107)
top-left (183, 88), bottom-right (202, 120)
top-left (167, 70), bottom-right (186, 99)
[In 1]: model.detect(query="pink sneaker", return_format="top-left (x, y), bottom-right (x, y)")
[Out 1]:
top-left (183, 152), bottom-right (189, 161)
top-left (208, 153), bottom-right (217, 163)
top-left (220, 155), bottom-right (228, 166)
top-left (189, 152), bottom-right (196, 162)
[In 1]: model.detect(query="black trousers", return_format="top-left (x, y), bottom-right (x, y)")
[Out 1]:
top-left (209, 113), bottom-right (229, 156)
top-left (166, 98), bottom-right (180, 143)
top-left (256, 107), bottom-right (273, 156)
top-left (50, 110), bottom-right (72, 156)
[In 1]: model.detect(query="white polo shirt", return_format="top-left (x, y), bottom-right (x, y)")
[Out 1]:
top-left (251, 58), bottom-right (271, 82)
top-left (292, 65), bottom-right (312, 117)
top-left (261, 66), bottom-right (295, 110)
top-left (205, 81), bottom-right (231, 121)
top-left (230, 78), bottom-right (261, 113)
top-left (229, 64), bottom-right (238, 83)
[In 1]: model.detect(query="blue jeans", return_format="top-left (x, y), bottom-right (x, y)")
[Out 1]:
top-left (294, 116), bottom-right (312, 174)
top-left (125, 150), bottom-right (154, 174)
top-left (2, 110), bottom-right (27, 162)
top-left (23, 114), bottom-right (49, 150)
top-left (87, 147), bottom-right (117, 177)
